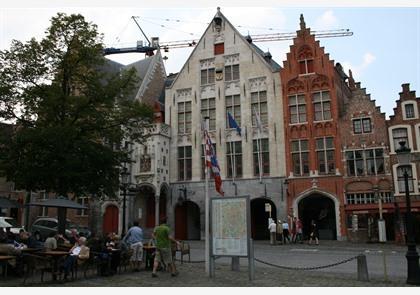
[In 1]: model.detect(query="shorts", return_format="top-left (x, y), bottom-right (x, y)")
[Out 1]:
top-left (130, 242), bottom-right (143, 262)
top-left (155, 247), bottom-right (173, 264)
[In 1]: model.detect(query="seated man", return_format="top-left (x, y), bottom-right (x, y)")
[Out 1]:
top-left (44, 232), bottom-right (58, 250)
top-left (61, 236), bottom-right (90, 280)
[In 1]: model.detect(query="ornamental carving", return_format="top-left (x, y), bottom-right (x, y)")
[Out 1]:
top-left (200, 58), bottom-right (215, 69)
top-left (287, 78), bottom-right (305, 94)
top-left (176, 88), bottom-right (192, 99)
top-left (297, 45), bottom-right (313, 59)
top-left (249, 77), bottom-right (267, 92)
top-left (200, 85), bottom-right (216, 97)
top-left (140, 155), bottom-right (151, 172)
top-left (225, 81), bottom-right (240, 94)
top-left (311, 74), bottom-right (330, 90)
top-left (214, 33), bottom-right (225, 44)
top-left (224, 54), bottom-right (240, 65)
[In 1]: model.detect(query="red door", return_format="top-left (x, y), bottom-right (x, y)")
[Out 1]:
top-left (175, 203), bottom-right (187, 240)
top-left (103, 205), bottom-right (119, 234)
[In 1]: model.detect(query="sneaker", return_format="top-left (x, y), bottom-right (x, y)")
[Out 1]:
top-left (171, 271), bottom-right (179, 277)
top-left (152, 272), bottom-right (158, 278)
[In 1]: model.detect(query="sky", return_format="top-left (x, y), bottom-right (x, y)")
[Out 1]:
top-left (1, 1), bottom-right (419, 118)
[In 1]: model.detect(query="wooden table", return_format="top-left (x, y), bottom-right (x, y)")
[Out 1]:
top-left (37, 251), bottom-right (69, 281)
top-left (0, 255), bottom-right (15, 277)
top-left (21, 248), bottom-right (41, 253)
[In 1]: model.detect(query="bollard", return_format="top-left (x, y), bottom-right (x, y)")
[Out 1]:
top-left (357, 254), bottom-right (369, 282)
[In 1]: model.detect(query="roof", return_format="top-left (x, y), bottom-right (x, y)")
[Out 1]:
top-left (249, 42), bottom-right (282, 72)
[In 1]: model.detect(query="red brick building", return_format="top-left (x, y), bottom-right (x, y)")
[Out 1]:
top-left (280, 15), bottom-right (350, 240)
top-left (340, 77), bottom-right (394, 242)
top-left (387, 84), bottom-right (420, 242)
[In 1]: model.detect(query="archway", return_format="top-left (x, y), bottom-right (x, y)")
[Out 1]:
top-left (251, 198), bottom-right (277, 240)
top-left (298, 194), bottom-right (337, 240)
top-left (174, 201), bottom-right (201, 240)
top-left (103, 205), bottom-right (119, 234)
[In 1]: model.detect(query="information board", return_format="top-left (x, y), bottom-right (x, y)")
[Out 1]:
top-left (211, 196), bottom-right (249, 257)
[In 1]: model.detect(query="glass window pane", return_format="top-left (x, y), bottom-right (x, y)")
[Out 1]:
top-left (316, 138), bottom-right (324, 149)
top-left (297, 94), bottom-right (305, 104)
top-left (313, 92), bottom-right (321, 102)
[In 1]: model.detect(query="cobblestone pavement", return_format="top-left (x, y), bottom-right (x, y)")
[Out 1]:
top-left (0, 262), bottom-right (408, 287)
top-left (0, 240), bottom-right (415, 287)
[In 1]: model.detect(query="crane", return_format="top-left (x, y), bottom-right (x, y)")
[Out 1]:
top-left (103, 17), bottom-right (353, 56)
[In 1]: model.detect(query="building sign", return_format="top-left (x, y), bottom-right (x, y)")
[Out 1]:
top-left (265, 203), bottom-right (271, 212)
top-left (211, 196), bottom-right (250, 257)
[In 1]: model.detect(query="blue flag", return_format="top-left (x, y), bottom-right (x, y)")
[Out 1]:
top-left (227, 112), bottom-right (241, 136)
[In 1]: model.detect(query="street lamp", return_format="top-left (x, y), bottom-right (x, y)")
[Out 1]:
top-left (395, 141), bottom-right (420, 285)
top-left (120, 167), bottom-right (130, 237)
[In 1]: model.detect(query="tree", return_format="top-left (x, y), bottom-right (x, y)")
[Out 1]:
top-left (0, 13), bottom-right (153, 198)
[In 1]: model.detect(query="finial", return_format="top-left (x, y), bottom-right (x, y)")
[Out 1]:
top-left (217, 7), bottom-right (220, 12)
top-left (300, 14), bottom-right (306, 30)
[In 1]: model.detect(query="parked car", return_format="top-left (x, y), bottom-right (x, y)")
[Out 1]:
top-left (0, 216), bottom-right (25, 234)
top-left (31, 217), bottom-right (91, 241)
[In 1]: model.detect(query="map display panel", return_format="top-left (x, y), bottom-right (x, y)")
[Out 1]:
top-left (211, 197), bottom-right (248, 256)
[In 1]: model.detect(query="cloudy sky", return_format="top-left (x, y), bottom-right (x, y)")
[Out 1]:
top-left (1, 1), bottom-right (419, 118)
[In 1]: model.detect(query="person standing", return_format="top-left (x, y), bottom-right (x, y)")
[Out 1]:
top-left (308, 220), bottom-right (319, 245)
top-left (122, 220), bottom-right (144, 271)
top-left (295, 217), bottom-right (303, 244)
top-left (151, 218), bottom-right (180, 278)
top-left (268, 219), bottom-right (277, 245)
top-left (282, 220), bottom-right (290, 244)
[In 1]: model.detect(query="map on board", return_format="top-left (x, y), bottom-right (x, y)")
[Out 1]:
top-left (211, 197), bottom-right (248, 256)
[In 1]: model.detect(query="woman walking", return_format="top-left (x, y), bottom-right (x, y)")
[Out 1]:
top-left (308, 220), bottom-right (319, 245)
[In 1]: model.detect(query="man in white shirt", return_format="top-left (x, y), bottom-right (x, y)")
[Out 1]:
top-left (268, 219), bottom-right (277, 245)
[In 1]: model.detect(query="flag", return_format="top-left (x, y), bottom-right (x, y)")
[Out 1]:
top-left (227, 112), bottom-right (241, 136)
top-left (204, 130), bottom-right (224, 196)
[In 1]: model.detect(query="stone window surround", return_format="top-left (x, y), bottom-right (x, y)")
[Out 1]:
top-left (401, 100), bottom-right (419, 120)
top-left (388, 124), bottom-right (414, 153)
top-left (392, 163), bottom-right (419, 196)
top-left (352, 117), bottom-right (372, 135)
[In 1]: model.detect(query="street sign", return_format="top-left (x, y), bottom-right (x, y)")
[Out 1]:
top-left (265, 203), bottom-right (271, 212)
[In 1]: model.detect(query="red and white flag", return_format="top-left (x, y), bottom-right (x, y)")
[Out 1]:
top-left (204, 130), bottom-right (224, 196)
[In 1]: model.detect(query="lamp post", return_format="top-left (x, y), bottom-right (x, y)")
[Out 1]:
top-left (395, 141), bottom-right (420, 285)
top-left (120, 167), bottom-right (130, 237)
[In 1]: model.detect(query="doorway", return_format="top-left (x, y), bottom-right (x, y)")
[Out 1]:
top-left (250, 198), bottom-right (277, 240)
top-left (174, 201), bottom-right (201, 240)
top-left (103, 205), bottom-right (119, 234)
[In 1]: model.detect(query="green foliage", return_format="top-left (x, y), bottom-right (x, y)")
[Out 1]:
top-left (0, 13), bottom-right (153, 197)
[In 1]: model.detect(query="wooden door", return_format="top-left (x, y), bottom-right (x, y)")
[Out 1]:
top-left (103, 205), bottom-right (119, 234)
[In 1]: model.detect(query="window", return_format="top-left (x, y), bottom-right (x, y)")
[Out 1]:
top-left (251, 91), bottom-right (268, 126)
top-left (353, 118), bottom-right (372, 134)
top-left (316, 137), bottom-right (335, 174)
top-left (214, 43), bottom-right (224, 55)
top-left (405, 104), bottom-right (415, 119)
top-left (346, 149), bottom-right (385, 176)
top-left (291, 140), bottom-right (309, 176)
top-left (392, 128), bottom-right (409, 151)
top-left (253, 139), bottom-right (270, 176)
top-left (38, 191), bottom-right (48, 217)
top-left (226, 141), bottom-right (242, 178)
top-left (225, 64), bottom-right (240, 81)
top-left (77, 196), bottom-right (88, 216)
top-left (288, 94), bottom-right (306, 124)
top-left (178, 101), bottom-right (192, 134)
top-left (178, 146), bottom-right (192, 181)
top-left (201, 98), bottom-right (216, 130)
top-left (226, 95), bottom-right (241, 127)
top-left (299, 58), bottom-right (314, 74)
top-left (313, 91), bottom-right (331, 121)
top-left (346, 150), bottom-right (364, 176)
top-left (201, 143), bottom-right (216, 179)
top-left (345, 192), bottom-right (392, 205)
top-left (397, 165), bottom-right (414, 193)
top-left (366, 149), bottom-right (384, 175)
top-left (201, 68), bottom-right (215, 85)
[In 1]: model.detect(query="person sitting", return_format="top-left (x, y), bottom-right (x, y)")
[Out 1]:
top-left (61, 236), bottom-right (90, 280)
top-left (19, 230), bottom-right (43, 249)
top-left (0, 230), bottom-right (24, 276)
top-left (106, 233), bottom-right (121, 275)
top-left (44, 231), bottom-right (58, 250)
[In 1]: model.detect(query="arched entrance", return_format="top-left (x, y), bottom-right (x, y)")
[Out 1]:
top-left (103, 205), bottom-right (119, 234)
top-left (298, 193), bottom-right (337, 240)
top-left (174, 201), bottom-right (201, 240)
top-left (251, 198), bottom-right (277, 240)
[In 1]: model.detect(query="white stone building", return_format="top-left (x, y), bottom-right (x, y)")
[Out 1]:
top-left (165, 8), bottom-right (287, 240)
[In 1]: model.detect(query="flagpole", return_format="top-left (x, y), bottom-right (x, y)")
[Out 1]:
top-left (254, 108), bottom-right (263, 183)
top-left (204, 116), bottom-right (210, 275)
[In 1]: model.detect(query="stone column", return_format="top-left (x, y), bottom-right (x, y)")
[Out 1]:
top-left (155, 194), bottom-right (160, 226)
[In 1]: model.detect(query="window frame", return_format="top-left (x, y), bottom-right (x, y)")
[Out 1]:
top-left (225, 94), bottom-right (241, 128)
top-left (251, 90), bottom-right (268, 127)
top-left (352, 117), bottom-right (372, 134)
top-left (288, 93), bottom-right (307, 124)
top-left (291, 139), bottom-right (309, 176)
top-left (226, 141), bottom-right (243, 178)
top-left (178, 146), bottom-right (192, 181)
top-left (316, 137), bottom-right (335, 175)
top-left (313, 91), bottom-right (331, 122)
top-left (224, 64), bottom-right (240, 82)
top-left (201, 97), bottom-right (216, 131)
top-left (177, 101), bottom-right (192, 135)
top-left (201, 68), bottom-right (215, 85)
top-left (253, 138), bottom-right (270, 176)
